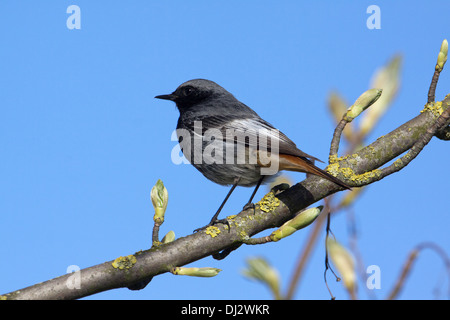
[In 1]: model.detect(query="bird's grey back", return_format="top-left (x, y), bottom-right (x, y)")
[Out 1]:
top-left (178, 79), bottom-right (259, 119)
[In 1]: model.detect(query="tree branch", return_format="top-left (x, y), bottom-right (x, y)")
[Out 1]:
top-left (2, 92), bottom-right (448, 300)
top-left (3, 40), bottom-right (450, 299)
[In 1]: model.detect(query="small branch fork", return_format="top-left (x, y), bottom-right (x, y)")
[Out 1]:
top-left (332, 102), bottom-right (450, 187)
top-left (329, 45), bottom-right (449, 188)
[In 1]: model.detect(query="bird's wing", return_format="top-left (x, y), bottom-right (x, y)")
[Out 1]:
top-left (183, 114), bottom-right (323, 163)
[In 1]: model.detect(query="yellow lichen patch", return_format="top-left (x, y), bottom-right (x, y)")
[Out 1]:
top-left (329, 153), bottom-right (361, 165)
top-left (328, 154), bottom-right (340, 164)
top-left (205, 226), bottom-right (221, 238)
top-left (350, 169), bottom-right (382, 184)
top-left (340, 167), bottom-right (355, 179)
top-left (326, 162), bottom-right (341, 176)
top-left (327, 161), bottom-right (381, 186)
top-left (421, 101), bottom-right (444, 117)
top-left (112, 255), bottom-right (137, 270)
top-left (239, 230), bottom-right (249, 241)
top-left (152, 240), bottom-right (162, 247)
top-left (257, 191), bottom-right (280, 213)
top-left (393, 158), bottom-right (404, 168)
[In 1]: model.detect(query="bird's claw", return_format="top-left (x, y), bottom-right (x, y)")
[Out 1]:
top-left (243, 202), bottom-right (256, 212)
top-left (193, 218), bottom-right (230, 233)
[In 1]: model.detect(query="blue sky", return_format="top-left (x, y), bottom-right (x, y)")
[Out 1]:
top-left (0, 1), bottom-right (449, 300)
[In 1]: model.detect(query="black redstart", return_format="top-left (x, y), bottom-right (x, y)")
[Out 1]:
top-left (155, 79), bottom-right (350, 229)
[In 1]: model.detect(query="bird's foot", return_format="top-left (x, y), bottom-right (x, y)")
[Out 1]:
top-left (193, 218), bottom-right (230, 233)
top-left (243, 202), bottom-right (256, 213)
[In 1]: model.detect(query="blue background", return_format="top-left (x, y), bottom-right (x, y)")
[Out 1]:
top-left (0, 1), bottom-right (449, 300)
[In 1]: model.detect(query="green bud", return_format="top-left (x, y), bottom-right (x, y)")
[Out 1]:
top-left (171, 267), bottom-right (221, 277)
top-left (436, 39), bottom-right (448, 71)
top-left (161, 230), bottom-right (175, 244)
top-left (345, 89), bottom-right (383, 121)
top-left (326, 238), bottom-right (356, 292)
top-left (151, 179), bottom-right (168, 224)
top-left (242, 257), bottom-right (280, 299)
top-left (270, 206), bottom-right (323, 242)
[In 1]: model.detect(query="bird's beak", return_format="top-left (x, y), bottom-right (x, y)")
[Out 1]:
top-left (155, 93), bottom-right (177, 101)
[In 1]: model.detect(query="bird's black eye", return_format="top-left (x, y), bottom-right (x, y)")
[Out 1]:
top-left (181, 86), bottom-right (195, 97)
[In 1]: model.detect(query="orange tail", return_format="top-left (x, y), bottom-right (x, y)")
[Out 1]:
top-left (278, 154), bottom-right (351, 190)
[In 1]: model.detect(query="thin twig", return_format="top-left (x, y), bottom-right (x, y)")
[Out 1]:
top-left (329, 119), bottom-right (349, 158)
top-left (427, 70), bottom-right (441, 103)
top-left (152, 222), bottom-right (161, 244)
top-left (243, 236), bottom-right (272, 245)
top-left (323, 208), bottom-right (340, 300)
top-left (428, 39), bottom-right (447, 103)
top-left (386, 242), bottom-right (450, 300)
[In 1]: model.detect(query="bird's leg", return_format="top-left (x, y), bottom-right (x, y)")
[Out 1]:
top-left (194, 177), bottom-right (241, 232)
top-left (243, 176), bottom-right (265, 212)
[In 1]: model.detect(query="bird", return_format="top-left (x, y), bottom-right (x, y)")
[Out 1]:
top-left (155, 79), bottom-right (350, 230)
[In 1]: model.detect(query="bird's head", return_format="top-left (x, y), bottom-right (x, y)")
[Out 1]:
top-left (155, 79), bottom-right (231, 111)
